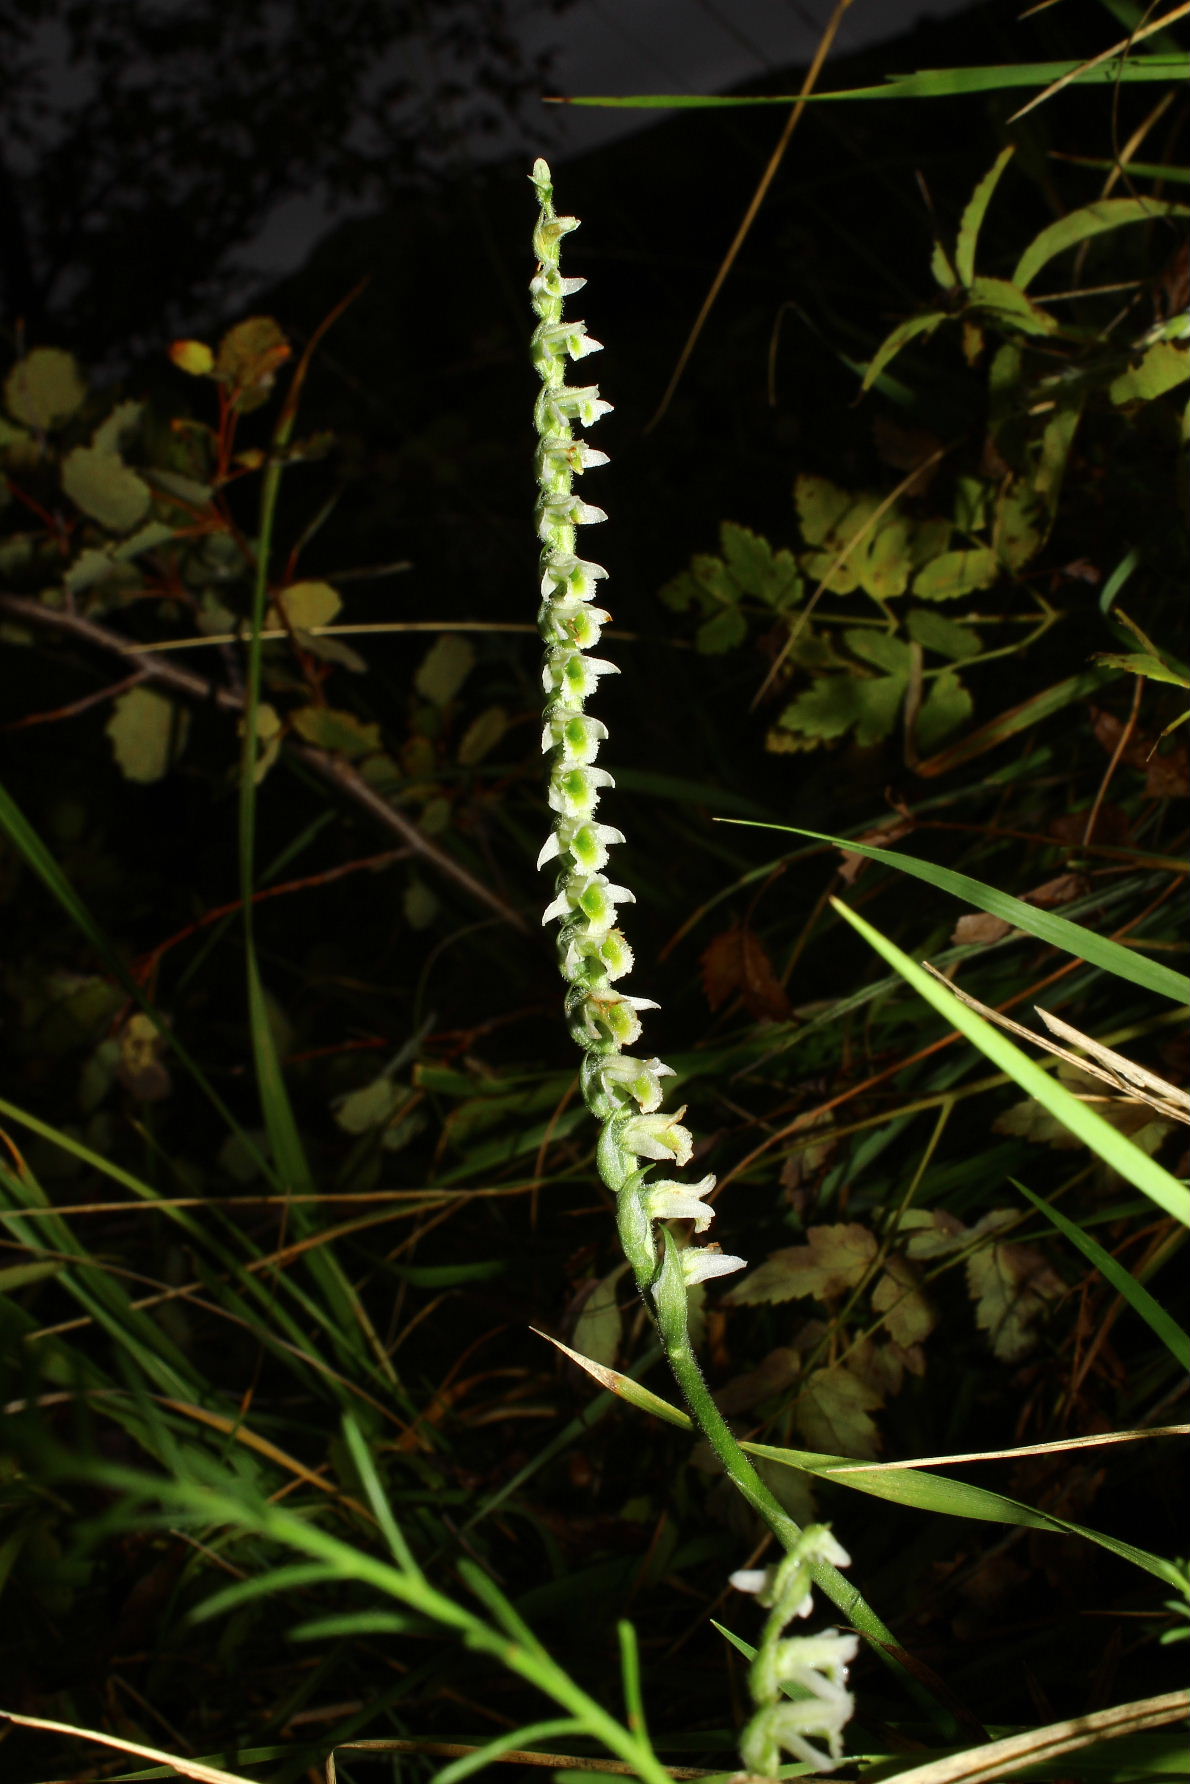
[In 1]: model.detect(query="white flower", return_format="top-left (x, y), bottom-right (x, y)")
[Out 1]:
top-left (730, 1569), bottom-right (770, 1596)
top-left (558, 922), bottom-right (634, 982)
top-left (540, 553), bottom-right (608, 601)
top-left (539, 385), bottom-right (614, 430)
top-left (547, 762), bottom-right (615, 818)
top-left (539, 598), bottom-right (611, 650)
top-left (643, 1174), bottom-right (717, 1233)
top-left (537, 818), bottom-right (624, 873)
top-left (741, 1697), bottom-right (853, 1775)
top-left (587, 1054), bottom-right (676, 1114)
top-left (538, 440), bottom-right (610, 477)
top-left (542, 647), bottom-right (618, 702)
top-left (541, 706), bottom-right (607, 763)
top-left (530, 270), bottom-right (586, 304)
top-left (533, 319), bottom-right (604, 361)
top-left (681, 1246), bottom-right (746, 1286)
top-left (542, 872), bottom-right (635, 931)
top-left (567, 986), bottom-right (658, 1048)
top-left (619, 1109), bottom-right (694, 1167)
top-left (537, 492), bottom-right (608, 539)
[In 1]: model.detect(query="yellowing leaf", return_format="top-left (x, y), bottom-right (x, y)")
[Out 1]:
top-left (871, 1255), bottom-right (936, 1347)
top-left (215, 316), bottom-right (291, 410)
top-left (334, 1076), bottom-right (401, 1134)
top-left (169, 340), bottom-right (215, 376)
top-left (105, 686), bottom-right (188, 783)
top-left (267, 579), bottom-right (342, 631)
top-left (290, 705), bottom-right (381, 758)
top-left (61, 446), bottom-right (152, 533)
top-left (1109, 340), bottom-right (1190, 406)
top-left (116, 1012), bottom-right (171, 1103)
top-left (993, 480), bottom-right (1047, 570)
top-left (796, 1364), bottom-right (883, 1459)
top-left (964, 1210), bottom-right (1064, 1361)
top-left (240, 702), bottom-right (282, 785)
top-left (416, 635), bottom-right (475, 706)
top-left (727, 1223), bottom-right (877, 1307)
top-left (4, 347), bottom-right (86, 430)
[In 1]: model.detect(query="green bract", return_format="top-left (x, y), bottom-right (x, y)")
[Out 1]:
top-left (529, 157), bottom-right (740, 1301)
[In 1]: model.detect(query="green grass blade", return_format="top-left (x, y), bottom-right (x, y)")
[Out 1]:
top-left (541, 1335), bottom-right (1183, 1581)
top-left (556, 57), bottom-right (1190, 108)
top-left (724, 822), bottom-right (1188, 1004)
top-left (430, 1720), bottom-right (584, 1784)
top-left (829, 898), bottom-right (1190, 1225)
top-left (1014, 1181), bottom-right (1189, 1369)
top-left (340, 1414), bottom-right (423, 1576)
top-left (1014, 197), bottom-right (1190, 289)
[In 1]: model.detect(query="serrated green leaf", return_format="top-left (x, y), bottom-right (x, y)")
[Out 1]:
top-left (912, 547), bottom-right (998, 601)
top-left (1034, 397), bottom-right (1084, 502)
top-left (968, 275), bottom-right (1059, 336)
top-left (720, 521), bottom-right (801, 607)
top-left (955, 146), bottom-right (1015, 286)
top-left (1109, 340), bottom-right (1190, 405)
top-left (845, 628), bottom-right (911, 675)
top-left (916, 669), bottom-right (973, 752)
top-left (416, 634), bottom-right (475, 706)
top-left (872, 1255), bottom-right (936, 1347)
top-left (290, 706), bottom-right (381, 757)
top-left (1013, 197), bottom-right (1190, 290)
top-left (1093, 649), bottom-right (1190, 689)
top-left (858, 514), bottom-right (915, 600)
top-left (963, 1210), bottom-right (1064, 1361)
top-left (861, 310), bottom-right (946, 393)
top-left (793, 473), bottom-right (854, 547)
top-left (62, 446), bottom-right (152, 532)
top-left (4, 348), bottom-right (86, 430)
top-left (105, 687), bottom-right (189, 783)
top-left (695, 607), bottom-right (748, 653)
top-left (993, 479), bottom-right (1046, 570)
top-left (906, 611), bottom-right (982, 659)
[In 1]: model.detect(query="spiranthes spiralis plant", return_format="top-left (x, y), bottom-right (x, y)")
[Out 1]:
top-left (528, 158), bottom-right (903, 1756)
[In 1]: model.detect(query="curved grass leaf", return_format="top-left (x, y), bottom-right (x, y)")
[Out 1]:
top-left (539, 1335), bottom-right (1183, 1581)
top-left (955, 147), bottom-right (1016, 286)
top-left (1013, 197), bottom-right (1190, 289)
top-left (828, 899), bottom-right (1190, 1227)
top-left (723, 822), bottom-right (1189, 1005)
top-left (555, 57), bottom-right (1190, 108)
top-left (1014, 1181), bottom-right (1189, 1369)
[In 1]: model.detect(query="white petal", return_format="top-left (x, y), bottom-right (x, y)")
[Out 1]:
top-left (730, 1569), bottom-right (770, 1595)
top-left (681, 1249), bottom-right (746, 1286)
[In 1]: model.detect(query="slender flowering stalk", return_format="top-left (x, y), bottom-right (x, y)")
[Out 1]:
top-left (528, 160), bottom-right (906, 1675)
top-left (732, 1529), bottom-right (859, 1776)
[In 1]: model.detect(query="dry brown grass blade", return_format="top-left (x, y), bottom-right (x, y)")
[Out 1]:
top-left (1008, 2), bottom-right (1190, 122)
top-left (645, 0), bottom-right (855, 433)
top-left (0, 1709), bottom-right (256, 1784)
top-left (329, 1741), bottom-right (716, 1780)
top-left (864, 1688), bottom-right (1189, 1784)
top-left (922, 964), bottom-right (1190, 1124)
top-left (833, 1424), bottom-right (1189, 1472)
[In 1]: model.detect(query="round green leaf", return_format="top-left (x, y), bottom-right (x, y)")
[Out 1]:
top-left (62, 446), bottom-right (152, 532)
top-left (4, 348), bottom-right (87, 430)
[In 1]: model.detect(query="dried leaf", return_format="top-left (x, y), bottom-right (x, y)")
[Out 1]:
top-left (871, 1254), bottom-right (937, 1347)
top-left (836, 819), bottom-right (913, 885)
top-left (713, 1347), bottom-right (800, 1417)
top-left (726, 1224), bottom-right (877, 1307)
top-left (952, 911), bottom-right (1013, 945)
top-left (964, 1210), bottom-right (1064, 1361)
top-left (796, 1364), bottom-right (883, 1459)
top-left (116, 1012), bottom-right (171, 1103)
top-left (700, 921), bottom-right (791, 1021)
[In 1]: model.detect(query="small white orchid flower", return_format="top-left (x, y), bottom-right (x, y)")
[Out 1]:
top-left (730, 1569), bottom-right (771, 1596)
top-left (542, 872), bottom-right (635, 931)
top-left (537, 818), bottom-right (624, 874)
top-left (681, 1246), bottom-right (746, 1286)
top-left (537, 492), bottom-right (608, 539)
top-left (567, 986), bottom-right (658, 1048)
top-left (547, 762), bottom-right (615, 818)
top-left (540, 385), bottom-right (614, 429)
top-left (540, 706), bottom-right (607, 764)
top-left (533, 319), bottom-right (604, 361)
top-left (587, 1054), bottom-right (676, 1114)
top-left (539, 598), bottom-right (611, 650)
top-left (557, 923), bottom-right (634, 983)
top-left (540, 553), bottom-right (608, 601)
top-left (542, 647), bottom-right (618, 702)
top-left (619, 1109), bottom-right (694, 1167)
top-left (642, 1174), bottom-right (717, 1233)
top-left (529, 269), bottom-right (586, 304)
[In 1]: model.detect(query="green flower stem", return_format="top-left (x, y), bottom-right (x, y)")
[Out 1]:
top-left (528, 160), bottom-right (908, 1667)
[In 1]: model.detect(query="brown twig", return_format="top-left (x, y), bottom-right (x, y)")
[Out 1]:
top-left (0, 591), bottom-right (528, 931)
